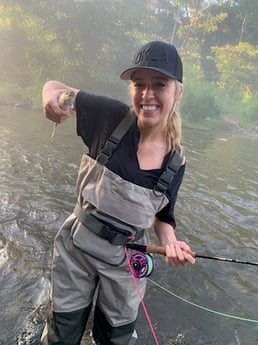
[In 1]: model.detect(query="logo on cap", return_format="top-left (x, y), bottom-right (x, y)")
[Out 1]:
top-left (134, 48), bottom-right (168, 65)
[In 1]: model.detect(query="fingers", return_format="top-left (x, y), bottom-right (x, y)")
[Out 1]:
top-left (43, 90), bottom-right (73, 123)
top-left (165, 242), bottom-right (196, 267)
top-left (44, 103), bottom-right (70, 123)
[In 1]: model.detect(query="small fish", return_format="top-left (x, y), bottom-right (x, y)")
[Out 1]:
top-left (51, 90), bottom-right (75, 139)
top-left (59, 90), bottom-right (75, 111)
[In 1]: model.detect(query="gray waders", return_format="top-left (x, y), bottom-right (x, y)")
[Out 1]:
top-left (41, 114), bottom-right (182, 345)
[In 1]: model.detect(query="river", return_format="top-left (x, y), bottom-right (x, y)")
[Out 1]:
top-left (0, 107), bottom-right (257, 345)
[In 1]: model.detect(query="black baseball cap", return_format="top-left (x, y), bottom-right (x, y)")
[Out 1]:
top-left (120, 41), bottom-right (183, 83)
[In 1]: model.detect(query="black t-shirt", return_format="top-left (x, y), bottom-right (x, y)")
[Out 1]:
top-left (76, 91), bottom-right (185, 229)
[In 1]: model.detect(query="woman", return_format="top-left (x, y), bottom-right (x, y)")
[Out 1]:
top-left (41, 40), bottom-right (195, 345)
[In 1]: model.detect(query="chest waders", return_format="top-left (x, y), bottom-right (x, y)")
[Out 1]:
top-left (41, 114), bottom-right (183, 345)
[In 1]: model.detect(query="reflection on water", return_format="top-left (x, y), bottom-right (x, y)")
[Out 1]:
top-left (0, 108), bottom-right (258, 345)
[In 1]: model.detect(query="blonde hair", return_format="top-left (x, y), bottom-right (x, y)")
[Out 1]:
top-left (166, 81), bottom-right (183, 153)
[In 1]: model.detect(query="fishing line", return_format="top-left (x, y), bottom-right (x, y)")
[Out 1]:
top-left (148, 278), bottom-right (258, 324)
top-left (124, 246), bottom-right (160, 345)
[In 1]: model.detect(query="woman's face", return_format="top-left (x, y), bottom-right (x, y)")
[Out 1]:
top-left (130, 69), bottom-right (180, 129)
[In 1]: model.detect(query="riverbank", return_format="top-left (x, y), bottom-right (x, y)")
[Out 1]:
top-left (183, 114), bottom-right (258, 140)
top-left (221, 114), bottom-right (258, 140)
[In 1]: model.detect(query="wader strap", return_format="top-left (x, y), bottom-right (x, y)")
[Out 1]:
top-left (97, 113), bottom-right (136, 165)
top-left (96, 112), bottom-right (182, 196)
top-left (73, 203), bottom-right (144, 245)
top-left (153, 146), bottom-right (183, 196)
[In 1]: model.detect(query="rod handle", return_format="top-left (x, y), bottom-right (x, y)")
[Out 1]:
top-left (146, 245), bottom-right (196, 257)
top-left (126, 243), bottom-right (195, 257)
top-left (145, 245), bottom-right (166, 255)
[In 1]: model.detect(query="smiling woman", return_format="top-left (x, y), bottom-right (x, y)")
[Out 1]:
top-left (130, 70), bottom-right (183, 168)
top-left (40, 40), bottom-right (195, 345)
top-left (123, 41), bottom-right (184, 154)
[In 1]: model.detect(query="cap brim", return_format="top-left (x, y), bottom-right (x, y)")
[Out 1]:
top-left (120, 66), bottom-right (180, 82)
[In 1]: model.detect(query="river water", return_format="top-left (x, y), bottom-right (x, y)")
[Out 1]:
top-left (0, 107), bottom-right (258, 345)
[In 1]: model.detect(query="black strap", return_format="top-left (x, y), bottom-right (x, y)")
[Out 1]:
top-left (97, 113), bottom-right (136, 165)
top-left (153, 146), bottom-right (183, 196)
top-left (73, 203), bottom-right (144, 245)
top-left (96, 112), bottom-right (183, 196)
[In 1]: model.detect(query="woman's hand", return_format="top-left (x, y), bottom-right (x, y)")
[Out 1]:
top-left (42, 81), bottom-right (78, 123)
top-left (165, 241), bottom-right (195, 267)
top-left (153, 218), bottom-right (195, 267)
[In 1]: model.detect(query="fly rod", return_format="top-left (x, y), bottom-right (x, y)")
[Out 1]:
top-left (126, 243), bottom-right (258, 267)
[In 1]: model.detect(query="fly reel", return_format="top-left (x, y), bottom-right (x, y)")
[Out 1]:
top-left (129, 251), bottom-right (156, 278)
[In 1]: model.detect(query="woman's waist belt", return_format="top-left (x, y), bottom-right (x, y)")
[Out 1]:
top-left (73, 203), bottom-right (144, 245)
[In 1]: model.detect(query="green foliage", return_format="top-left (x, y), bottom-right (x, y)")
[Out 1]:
top-left (220, 0), bottom-right (258, 45)
top-left (0, 81), bottom-right (42, 108)
top-left (0, 83), bottom-right (23, 101)
top-left (244, 92), bottom-right (258, 125)
top-left (0, 0), bottom-right (257, 130)
top-left (181, 82), bottom-right (222, 123)
top-left (211, 42), bottom-right (258, 94)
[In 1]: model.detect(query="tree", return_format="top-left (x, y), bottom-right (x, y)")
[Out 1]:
top-left (0, 0), bottom-right (160, 104)
top-left (212, 42), bottom-right (258, 95)
top-left (0, 0), bottom-right (258, 119)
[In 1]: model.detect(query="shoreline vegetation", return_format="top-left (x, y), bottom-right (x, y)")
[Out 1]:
top-left (1, 1), bottom-right (258, 147)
